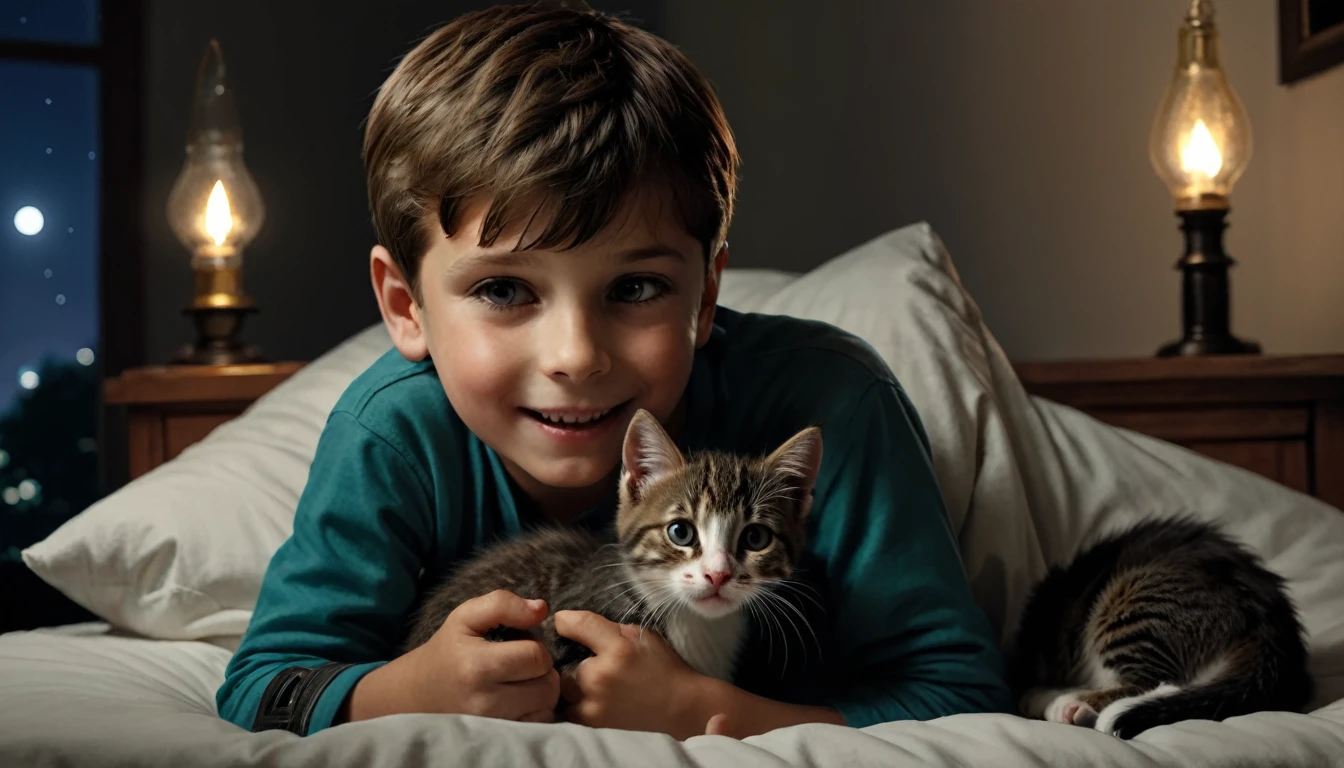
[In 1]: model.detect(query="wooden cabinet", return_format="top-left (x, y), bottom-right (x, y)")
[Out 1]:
top-left (104, 362), bottom-right (304, 481)
top-left (1014, 355), bottom-right (1344, 509)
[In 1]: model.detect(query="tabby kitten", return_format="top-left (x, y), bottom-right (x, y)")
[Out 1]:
top-left (1012, 516), bottom-right (1312, 739)
top-left (403, 409), bottom-right (823, 683)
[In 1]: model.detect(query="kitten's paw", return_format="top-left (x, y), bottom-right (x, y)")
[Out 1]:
top-left (1067, 701), bottom-right (1099, 728)
top-left (1021, 688), bottom-right (1096, 725)
top-left (1044, 694), bottom-right (1098, 726)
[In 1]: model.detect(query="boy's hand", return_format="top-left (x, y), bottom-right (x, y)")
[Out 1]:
top-left (553, 610), bottom-right (718, 739)
top-left (426, 590), bottom-right (561, 722)
top-left (347, 590), bottom-right (560, 724)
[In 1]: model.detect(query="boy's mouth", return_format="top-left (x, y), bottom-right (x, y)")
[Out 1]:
top-left (520, 401), bottom-right (630, 431)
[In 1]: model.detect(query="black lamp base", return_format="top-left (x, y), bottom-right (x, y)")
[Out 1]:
top-left (1156, 206), bottom-right (1260, 358)
top-left (1157, 335), bottom-right (1260, 358)
top-left (172, 306), bottom-right (265, 366)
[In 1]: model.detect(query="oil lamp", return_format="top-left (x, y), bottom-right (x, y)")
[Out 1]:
top-left (166, 39), bottom-right (266, 364)
top-left (1149, 0), bottom-right (1259, 356)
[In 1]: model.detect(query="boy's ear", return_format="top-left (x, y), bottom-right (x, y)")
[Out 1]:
top-left (695, 242), bottom-right (729, 348)
top-left (370, 244), bottom-right (429, 361)
top-left (620, 409), bottom-right (684, 505)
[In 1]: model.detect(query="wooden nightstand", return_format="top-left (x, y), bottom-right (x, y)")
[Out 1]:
top-left (1015, 354), bottom-right (1344, 510)
top-left (104, 362), bottom-right (304, 480)
top-left (100, 355), bottom-right (1344, 509)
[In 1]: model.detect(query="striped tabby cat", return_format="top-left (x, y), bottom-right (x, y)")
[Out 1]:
top-left (403, 409), bottom-right (822, 684)
top-left (1012, 517), bottom-right (1312, 738)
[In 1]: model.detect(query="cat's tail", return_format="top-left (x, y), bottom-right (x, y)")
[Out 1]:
top-left (1097, 664), bottom-right (1313, 739)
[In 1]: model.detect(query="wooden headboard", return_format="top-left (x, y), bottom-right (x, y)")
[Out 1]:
top-left (105, 355), bottom-right (1344, 510)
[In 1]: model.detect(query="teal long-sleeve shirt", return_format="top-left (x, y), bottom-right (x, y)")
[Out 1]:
top-left (217, 307), bottom-right (1011, 734)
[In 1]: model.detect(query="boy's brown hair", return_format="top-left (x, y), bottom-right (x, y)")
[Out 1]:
top-left (363, 2), bottom-right (739, 297)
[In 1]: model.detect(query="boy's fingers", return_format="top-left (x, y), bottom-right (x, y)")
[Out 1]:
top-left (705, 713), bottom-right (733, 738)
top-left (518, 708), bottom-right (554, 724)
top-left (456, 590), bottom-right (547, 635)
top-left (618, 622), bottom-right (654, 645)
top-left (553, 610), bottom-right (624, 655)
top-left (558, 668), bottom-right (583, 703)
top-left (496, 669), bottom-right (561, 719)
top-left (484, 639), bottom-right (554, 683)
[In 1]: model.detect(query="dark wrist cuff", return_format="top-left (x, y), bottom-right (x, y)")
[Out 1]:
top-left (251, 662), bottom-right (353, 735)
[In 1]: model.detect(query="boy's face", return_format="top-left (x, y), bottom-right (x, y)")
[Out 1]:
top-left (372, 187), bottom-right (724, 508)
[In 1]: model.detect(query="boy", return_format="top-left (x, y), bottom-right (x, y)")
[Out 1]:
top-left (218, 2), bottom-right (1010, 740)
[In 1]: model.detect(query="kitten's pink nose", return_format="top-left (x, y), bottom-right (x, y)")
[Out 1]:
top-left (703, 570), bottom-right (732, 591)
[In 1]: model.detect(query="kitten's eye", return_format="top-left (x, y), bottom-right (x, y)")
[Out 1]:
top-left (667, 520), bottom-right (697, 547)
top-left (741, 524), bottom-right (773, 552)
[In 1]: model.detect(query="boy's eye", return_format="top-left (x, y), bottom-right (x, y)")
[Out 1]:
top-left (610, 277), bottom-right (667, 304)
top-left (741, 524), bottom-right (773, 552)
top-left (667, 520), bottom-right (697, 547)
top-left (474, 278), bottom-right (535, 307)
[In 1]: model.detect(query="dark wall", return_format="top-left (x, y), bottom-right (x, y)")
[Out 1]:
top-left (656, 0), bottom-right (1344, 360)
top-left (141, 0), bottom-right (662, 364)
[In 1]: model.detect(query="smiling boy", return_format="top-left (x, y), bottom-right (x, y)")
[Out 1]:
top-left (217, 2), bottom-right (1009, 739)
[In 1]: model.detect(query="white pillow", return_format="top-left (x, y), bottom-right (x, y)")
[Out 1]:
top-left (716, 267), bottom-right (799, 309)
top-left (22, 327), bottom-right (394, 640)
top-left (720, 225), bottom-right (1052, 640)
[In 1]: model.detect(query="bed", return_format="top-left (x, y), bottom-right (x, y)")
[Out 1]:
top-left (5, 222), bottom-right (1343, 767)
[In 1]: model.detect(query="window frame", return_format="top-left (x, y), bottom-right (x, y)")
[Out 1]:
top-left (0, 3), bottom-right (144, 630)
top-left (0, 1), bottom-right (145, 380)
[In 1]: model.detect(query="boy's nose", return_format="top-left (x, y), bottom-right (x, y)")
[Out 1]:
top-left (541, 307), bottom-right (610, 383)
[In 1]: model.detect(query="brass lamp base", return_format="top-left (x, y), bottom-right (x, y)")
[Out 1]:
top-left (173, 305), bottom-right (265, 365)
top-left (172, 264), bottom-right (265, 365)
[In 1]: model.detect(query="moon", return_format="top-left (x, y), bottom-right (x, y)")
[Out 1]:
top-left (14, 206), bottom-right (44, 236)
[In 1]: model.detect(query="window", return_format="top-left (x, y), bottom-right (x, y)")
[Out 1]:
top-left (0, 0), bottom-right (142, 629)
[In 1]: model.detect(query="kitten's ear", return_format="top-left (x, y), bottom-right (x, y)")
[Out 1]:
top-left (621, 409), bottom-right (684, 504)
top-left (763, 426), bottom-right (823, 518)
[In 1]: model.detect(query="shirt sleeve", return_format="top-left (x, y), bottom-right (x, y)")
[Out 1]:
top-left (215, 411), bottom-right (436, 734)
top-left (810, 381), bottom-right (1012, 727)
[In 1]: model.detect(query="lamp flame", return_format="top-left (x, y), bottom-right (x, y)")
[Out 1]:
top-left (205, 180), bottom-right (233, 246)
top-left (1180, 119), bottom-right (1223, 179)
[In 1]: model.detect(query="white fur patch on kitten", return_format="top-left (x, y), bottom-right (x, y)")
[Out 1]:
top-left (1095, 683), bottom-right (1181, 736)
top-left (662, 607), bottom-right (743, 681)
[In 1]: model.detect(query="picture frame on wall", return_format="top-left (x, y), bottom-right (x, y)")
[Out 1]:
top-left (1279, 0), bottom-right (1344, 84)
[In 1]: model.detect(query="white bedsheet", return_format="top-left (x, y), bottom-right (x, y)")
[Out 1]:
top-left (4, 398), bottom-right (1344, 767)
top-left (1, 618), bottom-right (1341, 768)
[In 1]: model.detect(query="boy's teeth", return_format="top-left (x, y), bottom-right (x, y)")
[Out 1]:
top-left (541, 407), bottom-right (611, 425)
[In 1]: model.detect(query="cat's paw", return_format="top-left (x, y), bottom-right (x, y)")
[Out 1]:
top-left (1020, 687), bottom-right (1097, 726)
top-left (1044, 693), bottom-right (1098, 727)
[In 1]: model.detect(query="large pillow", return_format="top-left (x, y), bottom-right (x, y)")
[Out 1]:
top-left (22, 328), bottom-right (393, 641)
top-left (718, 226), bottom-right (1053, 640)
top-left (23, 222), bottom-right (1052, 644)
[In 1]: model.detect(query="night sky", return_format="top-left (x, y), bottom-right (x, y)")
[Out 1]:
top-left (0, 0), bottom-right (102, 414)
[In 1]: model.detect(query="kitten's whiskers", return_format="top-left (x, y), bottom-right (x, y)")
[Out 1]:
top-left (742, 597), bottom-right (776, 668)
top-left (775, 579), bottom-right (826, 613)
top-left (758, 588), bottom-right (821, 663)
top-left (745, 590), bottom-right (790, 674)
top-left (637, 586), bottom-right (682, 641)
